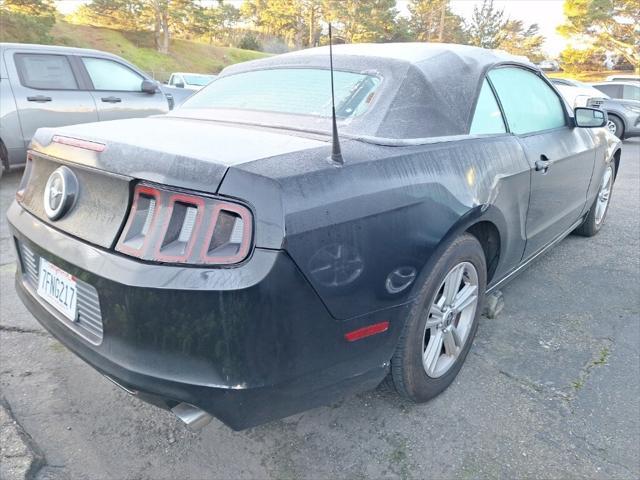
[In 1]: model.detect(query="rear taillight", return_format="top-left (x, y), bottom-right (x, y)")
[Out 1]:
top-left (116, 184), bottom-right (252, 265)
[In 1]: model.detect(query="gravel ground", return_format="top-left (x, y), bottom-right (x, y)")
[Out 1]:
top-left (0, 140), bottom-right (638, 480)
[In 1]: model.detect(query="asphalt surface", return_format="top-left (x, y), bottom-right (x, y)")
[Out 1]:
top-left (0, 140), bottom-right (638, 480)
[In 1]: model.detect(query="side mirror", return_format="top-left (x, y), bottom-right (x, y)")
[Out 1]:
top-left (174, 81), bottom-right (185, 88)
top-left (141, 79), bottom-right (159, 94)
top-left (574, 107), bottom-right (607, 128)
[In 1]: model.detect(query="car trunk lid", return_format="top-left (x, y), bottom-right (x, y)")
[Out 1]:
top-left (21, 117), bottom-right (326, 249)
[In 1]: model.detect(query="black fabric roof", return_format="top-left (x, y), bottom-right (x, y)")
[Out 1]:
top-left (212, 43), bottom-right (534, 141)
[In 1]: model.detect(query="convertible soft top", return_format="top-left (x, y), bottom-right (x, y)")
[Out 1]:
top-left (218, 43), bottom-right (534, 140)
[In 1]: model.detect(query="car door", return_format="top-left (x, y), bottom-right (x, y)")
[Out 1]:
top-left (77, 56), bottom-right (168, 121)
top-left (488, 66), bottom-right (596, 259)
top-left (7, 50), bottom-right (98, 148)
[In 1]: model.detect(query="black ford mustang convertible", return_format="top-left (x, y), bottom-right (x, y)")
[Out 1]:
top-left (8, 43), bottom-right (621, 430)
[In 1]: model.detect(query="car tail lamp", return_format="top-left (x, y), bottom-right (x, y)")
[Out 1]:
top-left (116, 184), bottom-right (252, 265)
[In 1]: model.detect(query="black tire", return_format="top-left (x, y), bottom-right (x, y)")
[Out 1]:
top-left (389, 233), bottom-right (487, 402)
top-left (0, 140), bottom-right (6, 179)
top-left (607, 115), bottom-right (624, 140)
top-left (574, 162), bottom-right (616, 237)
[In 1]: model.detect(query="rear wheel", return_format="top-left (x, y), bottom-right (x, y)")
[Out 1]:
top-left (606, 115), bottom-right (624, 139)
top-left (389, 234), bottom-right (486, 401)
top-left (0, 140), bottom-right (7, 180)
top-left (574, 162), bottom-right (615, 237)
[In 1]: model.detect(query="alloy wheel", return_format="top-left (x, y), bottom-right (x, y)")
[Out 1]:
top-left (606, 120), bottom-right (617, 135)
top-left (422, 261), bottom-right (479, 378)
top-left (595, 165), bottom-right (613, 226)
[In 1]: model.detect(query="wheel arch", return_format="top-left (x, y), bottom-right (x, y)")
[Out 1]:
top-left (415, 205), bottom-right (507, 290)
top-left (612, 148), bottom-right (621, 180)
top-left (465, 220), bottom-right (501, 284)
top-left (606, 112), bottom-right (626, 138)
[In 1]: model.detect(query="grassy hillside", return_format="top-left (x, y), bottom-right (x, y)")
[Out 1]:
top-left (34, 21), bottom-right (268, 81)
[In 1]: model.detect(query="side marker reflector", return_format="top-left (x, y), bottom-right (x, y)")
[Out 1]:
top-left (345, 321), bottom-right (389, 342)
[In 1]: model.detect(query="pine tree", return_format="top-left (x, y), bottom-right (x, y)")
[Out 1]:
top-left (466, 0), bottom-right (507, 49)
top-left (322, 0), bottom-right (398, 43)
top-left (499, 20), bottom-right (545, 62)
top-left (558, 0), bottom-right (639, 69)
top-left (408, 0), bottom-right (467, 43)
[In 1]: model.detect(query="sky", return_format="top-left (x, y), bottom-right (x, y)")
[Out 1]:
top-left (447, 0), bottom-right (566, 56)
top-left (55, 0), bottom-right (568, 57)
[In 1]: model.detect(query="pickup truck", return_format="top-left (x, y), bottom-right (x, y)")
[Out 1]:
top-left (0, 43), bottom-right (192, 175)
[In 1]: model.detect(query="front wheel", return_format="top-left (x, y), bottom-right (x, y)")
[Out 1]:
top-left (606, 115), bottom-right (624, 139)
top-left (574, 162), bottom-right (615, 237)
top-left (389, 234), bottom-right (486, 402)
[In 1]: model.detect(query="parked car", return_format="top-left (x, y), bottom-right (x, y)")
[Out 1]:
top-left (0, 43), bottom-right (180, 175)
top-left (168, 72), bottom-right (217, 91)
top-left (537, 60), bottom-right (560, 72)
top-left (8, 43), bottom-right (620, 431)
top-left (592, 81), bottom-right (640, 101)
top-left (605, 74), bottom-right (640, 83)
top-left (159, 83), bottom-right (195, 109)
top-left (551, 78), bottom-right (607, 107)
top-left (551, 78), bottom-right (640, 139)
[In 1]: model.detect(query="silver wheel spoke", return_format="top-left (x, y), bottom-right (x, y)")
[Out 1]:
top-left (452, 284), bottom-right (478, 313)
top-left (595, 166), bottom-right (613, 224)
top-left (443, 265), bottom-right (464, 305)
top-left (443, 328), bottom-right (459, 356)
top-left (423, 330), bottom-right (443, 376)
top-left (451, 326), bottom-right (462, 349)
top-left (426, 304), bottom-right (444, 328)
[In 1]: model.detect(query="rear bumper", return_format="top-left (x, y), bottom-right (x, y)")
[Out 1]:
top-left (8, 201), bottom-right (407, 429)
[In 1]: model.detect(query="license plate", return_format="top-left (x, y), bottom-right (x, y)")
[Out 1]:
top-left (37, 258), bottom-right (78, 321)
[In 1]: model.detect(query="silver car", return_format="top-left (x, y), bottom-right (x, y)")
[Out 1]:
top-left (1, 43), bottom-right (174, 174)
top-left (167, 72), bottom-right (217, 91)
top-left (552, 78), bottom-right (640, 139)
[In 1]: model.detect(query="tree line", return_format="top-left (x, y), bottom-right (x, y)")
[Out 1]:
top-left (1, 0), bottom-right (637, 71)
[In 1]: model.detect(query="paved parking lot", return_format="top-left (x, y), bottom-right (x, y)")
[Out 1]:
top-left (1, 140), bottom-right (638, 480)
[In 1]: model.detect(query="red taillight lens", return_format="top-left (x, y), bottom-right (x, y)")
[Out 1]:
top-left (116, 184), bottom-right (252, 265)
top-left (201, 203), bottom-right (252, 264)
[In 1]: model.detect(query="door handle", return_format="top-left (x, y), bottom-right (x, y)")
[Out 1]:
top-left (535, 155), bottom-right (551, 173)
top-left (27, 95), bottom-right (52, 102)
top-left (101, 96), bottom-right (122, 103)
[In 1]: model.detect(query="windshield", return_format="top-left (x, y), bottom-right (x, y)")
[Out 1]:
top-left (181, 68), bottom-right (381, 118)
top-left (183, 74), bottom-right (215, 86)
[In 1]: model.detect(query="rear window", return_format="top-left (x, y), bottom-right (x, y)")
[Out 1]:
top-left (14, 53), bottom-right (78, 90)
top-left (183, 74), bottom-right (215, 86)
top-left (181, 68), bottom-right (381, 118)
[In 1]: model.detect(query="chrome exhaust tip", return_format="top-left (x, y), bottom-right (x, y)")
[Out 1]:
top-left (171, 403), bottom-right (213, 430)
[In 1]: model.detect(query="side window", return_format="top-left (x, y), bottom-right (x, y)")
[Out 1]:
top-left (488, 67), bottom-right (566, 135)
top-left (470, 79), bottom-right (506, 135)
top-left (14, 54), bottom-right (78, 90)
top-left (595, 84), bottom-right (621, 98)
top-left (82, 57), bottom-right (143, 91)
top-left (623, 84), bottom-right (640, 101)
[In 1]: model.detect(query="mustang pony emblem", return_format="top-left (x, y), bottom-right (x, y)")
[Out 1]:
top-left (43, 166), bottom-right (78, 221)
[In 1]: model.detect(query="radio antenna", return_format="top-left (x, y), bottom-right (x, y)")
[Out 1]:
top-left (328, 23), bottom-right (343, 165)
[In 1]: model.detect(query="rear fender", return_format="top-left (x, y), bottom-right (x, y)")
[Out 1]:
top-left (409, 204), bottom-right (508, 298)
